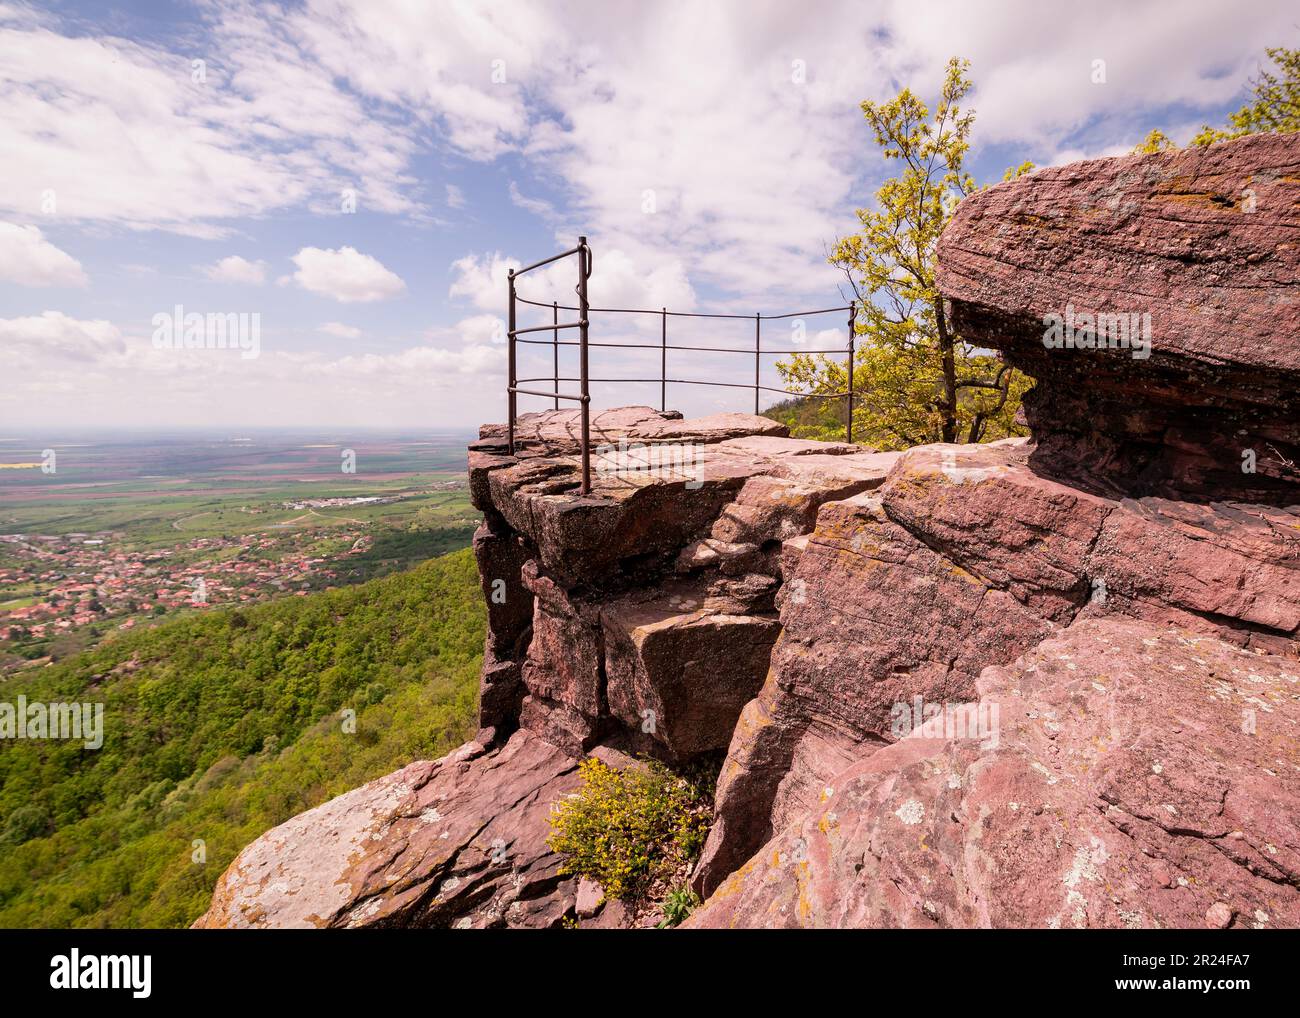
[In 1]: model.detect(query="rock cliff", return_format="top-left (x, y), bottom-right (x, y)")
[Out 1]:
top-left (198, 132), bottom-right (1300, 929)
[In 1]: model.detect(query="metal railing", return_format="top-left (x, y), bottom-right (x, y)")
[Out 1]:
top-left (507, 238), bottom-right (856, 494)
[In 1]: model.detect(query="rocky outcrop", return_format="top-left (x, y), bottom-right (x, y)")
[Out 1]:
top-left (688, 132), bottom-right (1300, 921)
top-left (198, 407), bottom-right (898, 928)
top-left (469, 407), bottom-right (898, 763)
top-left (196, 731), bottom-right (584, 929)
top-left (936, 131), bottom-right (1300, 502)
top-left (200, 132), bottom-right (1300, 930)
top-left (688, 617), bottom-right (1300, 928)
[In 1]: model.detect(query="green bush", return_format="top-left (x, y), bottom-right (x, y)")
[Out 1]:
top-left (547, 757), bottom-right (713, 901)
top-left (657, 885), bottom-right (701, 928)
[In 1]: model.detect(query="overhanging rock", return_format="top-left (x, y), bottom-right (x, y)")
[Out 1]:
top-left (936, 132), bottom-right (1300, 502)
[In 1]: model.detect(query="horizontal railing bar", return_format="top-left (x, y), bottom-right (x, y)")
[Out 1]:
top-left (516, 375), bottom-right (849, 399)
top-left (515, 294), bottom-right (852, 320)
top-left (510, 321), bottom-right (582, 336)
top-left (508, 386), bottom-right (588, 402)
top-left (757, 385), bottom-right (848, 398)
top-left (762, 307), bottom-right (855, 320)
top-left (514, 246), bottom-right (582, 275)
top-left (517, 337), bottom-right (847, 354)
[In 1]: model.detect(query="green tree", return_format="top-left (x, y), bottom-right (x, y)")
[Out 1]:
top-left (1193, 46), bottom-right (1300, 146)
top-left (777, 58), bottom-right (1031, 450)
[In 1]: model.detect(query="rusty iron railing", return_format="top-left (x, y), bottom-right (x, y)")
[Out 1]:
top-left (506, 237), bottom-right (593, 491)
top-left (507, 239), bottom-right (856, 495)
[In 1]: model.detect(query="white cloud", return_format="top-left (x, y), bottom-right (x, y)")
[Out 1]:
top-left (509, 181), bottom-right (556, 221)
top-left (0, 311), bottom-right (504, 430)
top-left (284, 0), bottom-right (547, 161)
top-left (450, 247), bottom-right (696, 319)
top-left (874, 0), bottom-right (1289, 150)
top-left (0, 222), bottom-right (86, 287)
top-left (0, 2), bottom-right (451, 233)
top-left (0, 311), bottom-right (123, 362)
top-left (205, 255), bottom-right (268, 284)
top-left (285, 0), bottom-right (1296, 306)
top-left (291, 246), bottom-right (406, 303)
top-left (448, 252), bottom-right (519, 311)
top-left (318, 343), bottom-right (500, 378)
top-left (7, 0), bottom-right (1287, 288)
top-left (427, 313), bottom-right (505, 347)
top-left (318, 321), bottom-right (362, 339)
top-left (5, 0), bottom-right (1296, 431)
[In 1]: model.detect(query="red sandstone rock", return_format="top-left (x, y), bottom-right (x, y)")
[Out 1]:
top-left (936, 132), bottom-right (1300, 502)
top-left (472, 523), bottom-right (534, 729)
top-left (688, 617), bottom-right (1300, 928)
top-left (477, 405), bottom-right (787, 456)
top-left (695, 435), bottom-right (1300, 896)
top-left (195, 731), bottom-right (585, 929)
top-left (602, 585), bottom-right (780, 759)
top-left (473, 409), bottom-right (897, 762)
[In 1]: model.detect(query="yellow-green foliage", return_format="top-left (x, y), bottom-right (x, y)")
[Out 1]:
top-left (547, 758), bottom-right (713, 901)
top-left (1193, 47), bottom-right (1300, 146)
top-left (1134, 47), bottom-right (1300, 153)
top-left (778, 57), bottom-right (1032, 450)
top-left (1133, 128), bottom-right (1177, 154)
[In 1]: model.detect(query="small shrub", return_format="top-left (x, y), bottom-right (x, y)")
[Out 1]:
top-left (657, 885), bottom-right (701, 928)
top-left (547, 757), bottom-right (713, 901)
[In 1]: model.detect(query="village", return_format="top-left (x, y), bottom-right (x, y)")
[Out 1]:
top-left (0, 526), bottom-right (373, 652)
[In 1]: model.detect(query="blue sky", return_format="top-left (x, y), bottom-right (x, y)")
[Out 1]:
top-left (1, 0), bottom-right (1294, 431)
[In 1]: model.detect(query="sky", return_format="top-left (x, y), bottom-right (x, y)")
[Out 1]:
top-left (1, 0), bottom-right (1295, 432)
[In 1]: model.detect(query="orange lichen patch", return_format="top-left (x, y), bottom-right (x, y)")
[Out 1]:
top-left (947, 562), bottom-right (989, 587)
top-left (1161, 191), bottom-right (1240, 210)
top-left (708, 857), bottom-right (758, 904)
top-left (795, 862), bottom-right (814, 924)
top-left (1009, 212), bottom-right (1054, 229)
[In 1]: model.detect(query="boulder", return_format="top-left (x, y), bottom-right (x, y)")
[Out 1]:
top-left (688, 617), bottom-right (1300, 928)
top-left (601, 583), bottom-right (781, 760)
top-left (195, 731), bottom-right (583, 929)
top-left (935, 132), bottom-right (1300, 502)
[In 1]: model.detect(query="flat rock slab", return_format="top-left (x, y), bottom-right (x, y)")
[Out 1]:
top-left (470, 408), bottom-right (895, 589)
top-left (195, 731), bottom-right (588, 929)
top-left (477, 406), bottom-right (787, 457)
top-left (689, 616), bottom-right (1300, 928)
top-left (937, 133), bottom-right (1300, 375)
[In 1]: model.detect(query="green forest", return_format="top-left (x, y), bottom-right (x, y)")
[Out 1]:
top-left (0, 548), bottom-right (485, 928)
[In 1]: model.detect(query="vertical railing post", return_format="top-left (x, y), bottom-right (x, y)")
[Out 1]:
top-left (753, 312), bottom-right (761, 415)
top-left (507, 269), bottom-right (517, 454)
top-left (661, 307), bottom-right (667, 412)
top-left (846, 300), bottom-right (855, 445)
top-left (577, 236), bottom-right (591, 494)
top-left (551, 300), bottom-right (559, 410)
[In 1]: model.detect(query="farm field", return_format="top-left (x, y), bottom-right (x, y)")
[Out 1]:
top-left (0, 431), bottom-right (480, 673)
